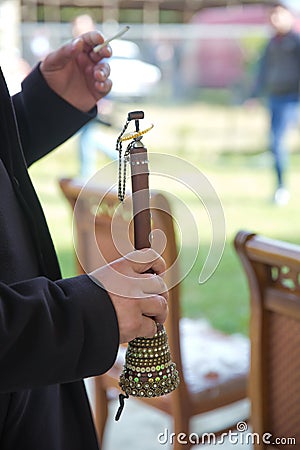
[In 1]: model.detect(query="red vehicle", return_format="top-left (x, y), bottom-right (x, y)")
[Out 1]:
top-left (184, 4), bottom-right (273, 89)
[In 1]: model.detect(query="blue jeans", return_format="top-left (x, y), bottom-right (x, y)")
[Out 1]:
top-left (269, 93), bottom-right (299, 188)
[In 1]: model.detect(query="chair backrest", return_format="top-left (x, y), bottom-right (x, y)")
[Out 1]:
top-left (59, 178), bottom-right (184, 378)
top-left (234, 231), bottom-right (300, 449)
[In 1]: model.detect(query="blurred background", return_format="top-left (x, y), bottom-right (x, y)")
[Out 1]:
top-left (2, 1), bottom-right (300, 447)
top-left (1, 0), bottom-right (300, 338)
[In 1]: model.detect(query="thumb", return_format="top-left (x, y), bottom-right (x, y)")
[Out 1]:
top-left (127, 249), bottom-right (166, 276)
top-left (42, 38), bottom-right (83, 71)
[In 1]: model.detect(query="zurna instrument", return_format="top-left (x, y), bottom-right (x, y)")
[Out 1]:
top-left (115, 111), bottom-right (180, 420)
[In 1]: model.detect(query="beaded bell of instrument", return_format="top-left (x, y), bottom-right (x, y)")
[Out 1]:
top-left (119, 323), bottom-right (179, 398)
top-left (115, 111), bottom-right (180, 420)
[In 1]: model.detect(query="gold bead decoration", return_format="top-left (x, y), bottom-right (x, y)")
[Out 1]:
top-left (119, 324), bottom-right (180, 398)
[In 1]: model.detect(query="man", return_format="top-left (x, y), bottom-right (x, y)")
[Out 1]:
top-left (0, 30), bottom-right (168, 449)
top-left (250, 2), bottom-right (300, 205)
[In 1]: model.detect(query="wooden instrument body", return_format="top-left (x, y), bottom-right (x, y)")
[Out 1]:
top-left (129, 140), bottom-right (152, 250)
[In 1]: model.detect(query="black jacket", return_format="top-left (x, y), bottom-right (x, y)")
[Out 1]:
top-left (0, 65), bottom-right (119, 449)
top-left (252, 31), bottom-right (300, 97)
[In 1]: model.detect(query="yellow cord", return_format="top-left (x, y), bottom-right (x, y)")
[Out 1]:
top-left (120, 124), bottom-right (154, 142)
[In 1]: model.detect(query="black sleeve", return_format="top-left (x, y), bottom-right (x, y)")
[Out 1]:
top-left (0, 274), bottom-right (119, 393)
top-left (12, 64), bottom-right (97, 167)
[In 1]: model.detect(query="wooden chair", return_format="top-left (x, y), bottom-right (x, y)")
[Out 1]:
top-left (59, 177), bottom-right (249, 449)
top-left (234, 231), bottom-right (300, 450)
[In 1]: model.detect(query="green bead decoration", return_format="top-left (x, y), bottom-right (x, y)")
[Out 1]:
top-left (119, 324), bottom-right (180, 398)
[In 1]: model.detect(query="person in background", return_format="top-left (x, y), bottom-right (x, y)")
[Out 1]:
top-left (0, 29), bottom-right (168, 450)
top-left (250, 2), bottom-right (300, 205)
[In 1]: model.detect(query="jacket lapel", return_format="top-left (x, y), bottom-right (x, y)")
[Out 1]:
top-left (0, 67), bottom-right (17, 175)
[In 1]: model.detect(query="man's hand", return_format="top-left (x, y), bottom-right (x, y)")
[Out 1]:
top-left (90, 249), bottom-right (169, 344)
top-left (40, 31), bottom-right (112, 112)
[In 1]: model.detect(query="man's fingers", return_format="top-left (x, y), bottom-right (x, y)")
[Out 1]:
top-left (77, 31), bottom-right (112, 62)
top-left (84, 30), bottom-right (104, 46)
top-left (141, 275), bottom-right (168, 299)
top-left (95, 78), bottom-right (112, 95)
top-left (71, 31), bottom-right (104, 54)
top-left (139, 317), bottom-right (158, 339)
top-left (42, 32), bottom-right (111, 73)
top-left (126, 249), bottom-right (167, 275)
top-left (140, 295), bottom-right (168, 325)
top-left (94, 62), bottom-right (111, 81)
top-left (41, 37), bottom-right (85, 73)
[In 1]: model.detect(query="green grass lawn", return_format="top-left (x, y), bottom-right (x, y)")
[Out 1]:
top-left (29, 102), bottom-right (300, 337)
